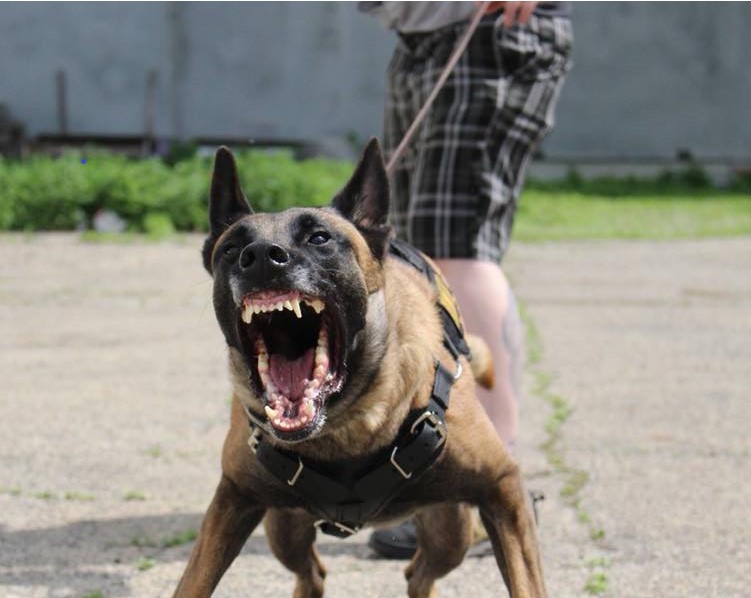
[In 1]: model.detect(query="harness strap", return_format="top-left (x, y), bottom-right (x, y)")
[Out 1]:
top-left (248, 361), bottom-right (453, 537)
top-left (246, 239), bottom-right (470, 538)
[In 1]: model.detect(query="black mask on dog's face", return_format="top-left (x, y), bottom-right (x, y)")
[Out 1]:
top-left (202, 139), bottom-right (392, 442)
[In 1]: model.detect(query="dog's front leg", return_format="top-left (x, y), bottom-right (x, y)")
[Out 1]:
top-left (264, 508), bottom-right (327, 598)
top-left (479, 463), bottom-right (547, 598)
top-left (173, 474), bottom-right (265, 598)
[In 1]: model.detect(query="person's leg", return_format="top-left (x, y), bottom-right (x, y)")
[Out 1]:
top-left (370, 14), bottom-right (572, 560)
top-left (434, 259), bottom-right (520, 446)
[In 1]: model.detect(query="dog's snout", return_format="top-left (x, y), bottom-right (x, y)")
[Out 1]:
top-left (239, 242), bottom-right (290, 273)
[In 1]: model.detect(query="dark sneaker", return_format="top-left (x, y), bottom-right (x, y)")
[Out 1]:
top-left (367, 512), bottom-right (491, 560)
top-left (368, 520), bottom-right (417, 559)
top-left (368, 492), bottom-right (544, 561)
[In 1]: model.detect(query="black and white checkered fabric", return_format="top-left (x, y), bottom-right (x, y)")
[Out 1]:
top-left (385, 13), bottom-right (573, 262)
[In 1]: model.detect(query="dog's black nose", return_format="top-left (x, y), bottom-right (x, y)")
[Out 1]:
top-left (239, 241), bottom-right (290, 273)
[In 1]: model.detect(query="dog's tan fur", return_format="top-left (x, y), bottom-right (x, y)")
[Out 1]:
top-left (173, 141), bottom-right (546, 598)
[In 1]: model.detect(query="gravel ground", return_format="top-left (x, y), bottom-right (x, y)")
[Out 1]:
top-left (1, 233), bottom-right (749, 598)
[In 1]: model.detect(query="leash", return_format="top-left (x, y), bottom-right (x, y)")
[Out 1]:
top-left (385, 1), bottom-right (492, 176)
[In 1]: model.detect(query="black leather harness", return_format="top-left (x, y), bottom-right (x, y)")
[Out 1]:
top-left (244, 238), bottom-right (470, 538)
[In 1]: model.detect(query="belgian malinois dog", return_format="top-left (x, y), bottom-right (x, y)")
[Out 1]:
top-left (174, 139), bottom-right (546, 597)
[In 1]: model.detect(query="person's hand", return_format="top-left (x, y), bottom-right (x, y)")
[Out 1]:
top-left (477, 1), bottom-right (539, 27)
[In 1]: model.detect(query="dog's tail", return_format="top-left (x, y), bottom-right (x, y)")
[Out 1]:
top-left (466, 334), bottom-right (495, 389)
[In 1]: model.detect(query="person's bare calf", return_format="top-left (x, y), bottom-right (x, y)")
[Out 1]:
top-left (434, 259), bottom-right (521, 448)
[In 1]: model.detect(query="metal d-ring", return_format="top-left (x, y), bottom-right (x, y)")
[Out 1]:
top-left (287, 457), bottom-right (304, 486)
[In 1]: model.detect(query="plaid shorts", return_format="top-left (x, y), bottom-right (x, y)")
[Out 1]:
top-left (385, 13), bottom-right (573, 262)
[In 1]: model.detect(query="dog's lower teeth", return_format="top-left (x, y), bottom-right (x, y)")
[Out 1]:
top-left (302, 399), bottom-right (315, 419)
top-left (264, 405), bottom-right (279, 420)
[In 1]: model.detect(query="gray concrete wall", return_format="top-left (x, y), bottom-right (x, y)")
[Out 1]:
top-left (1, 2), bottom-right (749, 161)
top-left (549, 2), bottom-right (751, 161)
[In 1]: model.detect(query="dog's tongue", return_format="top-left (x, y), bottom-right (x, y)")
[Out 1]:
top-left (268, 348), bottom-right (315, 402)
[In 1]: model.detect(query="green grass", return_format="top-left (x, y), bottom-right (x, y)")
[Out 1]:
top-left (584, 571), bottom-right (609, 595)
top-left (162, 528), bottom-right (198, 548)
top-left (521, 304), bottom-right (614, 593)
top-left (123, 490), bottom-right (146, 501)
top-left (63, 491), bottom-right (96, 501)
top-left (135, 556), bottom-right (156, 571)
top-left (515, 190), bottom-right (751, 241)
top-left (130, 535), bottom-right (158, 548)
top-left (145, 444), bottom-right (163, 458)
top-left (32, 491), bottom-right (55, 500)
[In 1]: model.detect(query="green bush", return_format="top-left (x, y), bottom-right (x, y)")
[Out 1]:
top-left (527, 164), bottom-right (716, 197)
top-left (0, 149), bottom-right (352, 232)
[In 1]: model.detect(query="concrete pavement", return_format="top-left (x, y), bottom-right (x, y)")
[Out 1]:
top-left (1, 234), bottom-right (749, 597)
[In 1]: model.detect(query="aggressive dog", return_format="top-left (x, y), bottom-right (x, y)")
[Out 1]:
top-left (173, 139), bottom-right (546, 597)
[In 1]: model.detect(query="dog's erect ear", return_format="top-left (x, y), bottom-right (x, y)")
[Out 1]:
top-left (209, 146), bottom-right (252, 236)
top-left (203, 147), bottom-right (252, 273)
top-left (332, 138), bottom-right (392, 259)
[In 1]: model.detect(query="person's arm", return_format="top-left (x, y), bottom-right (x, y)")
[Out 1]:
top-left (478, 1), bottom-right (539, 27)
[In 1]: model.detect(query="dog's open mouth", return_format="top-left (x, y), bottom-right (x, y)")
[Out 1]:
top-left (238, 289), bottom-right (343, 439)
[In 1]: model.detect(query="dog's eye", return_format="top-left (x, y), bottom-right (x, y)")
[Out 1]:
top-left (308, 231), bottom-right (331, 246)
top-left (223, 245), bottom-right (239, 260)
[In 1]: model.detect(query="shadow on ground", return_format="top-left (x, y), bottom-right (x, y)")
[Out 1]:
top-left (0, 511), bottom-right (371, 595)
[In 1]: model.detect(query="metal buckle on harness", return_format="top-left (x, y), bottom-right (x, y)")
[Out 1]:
top-left (287, 457), bottom-right (304, 486)
top-left (390, 446), bottom-right (413, 480)
top-left (314, 519), bottom-right (359, 537)
top-left (247, 426), bottom-right (262, 454)
top-left (410, 411), bottom-right (447, 446)
top-left (391, 411), bottom-right (447, 480)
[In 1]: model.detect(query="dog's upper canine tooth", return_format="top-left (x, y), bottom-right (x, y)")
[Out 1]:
top-left (306, 298), bottom-right (325, 314)
top-left (241, 306), bottom-right (253, 324)
top-left (291, 298), bottom-right (302, 319)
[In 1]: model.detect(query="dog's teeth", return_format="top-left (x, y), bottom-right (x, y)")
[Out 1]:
top-left (264, 405), bottom-right (279, 420)
top-left (315, 345), bottom-right (326, 357)
top-left (306, 298), bottom-right (325, 314)
top-left (308, 378), bottom-right (320, 391)
top-left (241, 306), bottom-right (253, 324)
top-left (291, 298), bottom-right (302, 319)
top-left (257, 354), bottom-right (268, 384)
top-left (301, 399), bottom-right (315, 419)
top-left (314, 349), bottom-right (329, 370)
top-left (313, 364), bottom-right (327, 380)
top-left (276, 302), bottom-right (284, 311)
